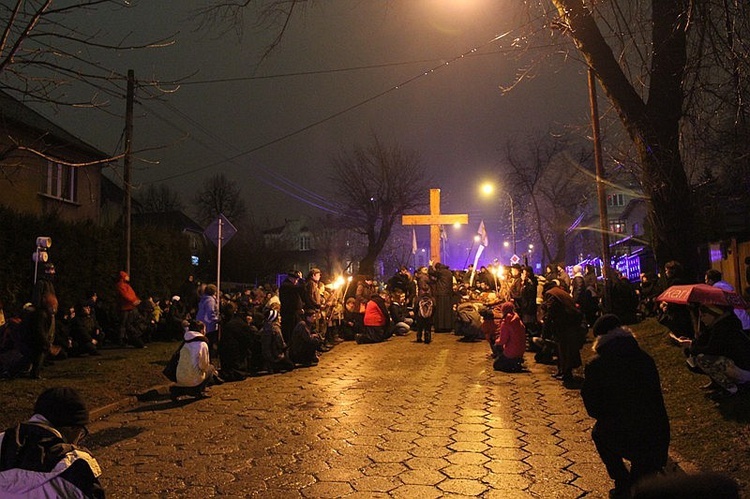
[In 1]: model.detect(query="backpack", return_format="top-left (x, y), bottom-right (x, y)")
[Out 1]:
top-left (418, 296), bottom-right (434, 319)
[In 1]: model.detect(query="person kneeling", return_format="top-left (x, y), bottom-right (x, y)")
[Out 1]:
top-left (493, 302), bottom-right (526, 372)
top-left (582, 314), bottom-right (670, 498)
top-left (0, 387), bottom-right (104, 498)
top-left (170, 320), bottom-right (222, 401)
top-left (289, 309), bottom-right (322, 367)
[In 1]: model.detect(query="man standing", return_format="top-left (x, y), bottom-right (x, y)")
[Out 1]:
top-left (581, 314), bottom-right (670, 498)
top-left (0, 387), bottom-right (104, 497)
top-left (429, 262), bottom-right (455, 332)
top-left (115, 271), bottom-right (142, 347)
top-left (279, 270), bottom-right (305, 344)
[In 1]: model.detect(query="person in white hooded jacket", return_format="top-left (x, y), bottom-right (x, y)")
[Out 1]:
top-left (0, 387), bottom-right (104, 498)
top-left (170, 320), bottom-right (222, 400)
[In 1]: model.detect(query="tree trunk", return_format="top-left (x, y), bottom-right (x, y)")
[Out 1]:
top-left (551, 0), bottom-right (699, 278)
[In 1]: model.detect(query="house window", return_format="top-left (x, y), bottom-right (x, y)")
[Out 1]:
top-left (44, 161), bottom-right (77, 202)
top-left (607, 193), bottom-right (625, 207)
top-left (610, 220), bottom-right (627, 234)
top-left (299, 235), bottom-right (310, 251)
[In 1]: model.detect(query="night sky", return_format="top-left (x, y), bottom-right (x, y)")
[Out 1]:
top-left (38, 0), bottom-right (593, 264)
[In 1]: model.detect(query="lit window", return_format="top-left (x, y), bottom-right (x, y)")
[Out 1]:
top-left (44, 162), bottom-right (77, 202)
top-left (300, 235), bottom-right (310, 251)
top-left (610, 220), bottom-right (627, 234)
top-left (607, 193), bottom-right (625, 207)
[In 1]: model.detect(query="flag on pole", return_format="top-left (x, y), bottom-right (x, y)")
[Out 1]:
top-left (478, 220), bottom-right (489, 247)
top-left (411, 228), bottom-right (417, 255)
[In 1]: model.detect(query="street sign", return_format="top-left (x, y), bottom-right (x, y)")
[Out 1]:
top-left (203, 214), bottom-right (237, 247)
top-left (510, 254), bottom-right (521, 266)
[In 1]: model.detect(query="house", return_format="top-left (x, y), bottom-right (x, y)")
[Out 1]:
top-left (0, 91), bottom-right (110, 222)
top-left (132, 210), bottom-right (207, 265)
top-left (567, 182), bottom-right (655, 280)
top-left (263, 217), bottom-right (364, 279)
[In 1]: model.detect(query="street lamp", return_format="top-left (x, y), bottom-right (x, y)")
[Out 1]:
top-left (480, 182), bottom-right (516, 256)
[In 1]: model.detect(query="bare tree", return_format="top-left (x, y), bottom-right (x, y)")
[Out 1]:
top-left (0, 1), bottom-right (170, 106)
top-left (533, 0), bottom-right (750, 276)
top-left (193, 172), bottom-right (248, 225)
top-left (330, 136), bottom-right (430, 276)
top-left (502, 131), bottom-right (594, 266)
top-left (137, 183), bottom-right (184, 213)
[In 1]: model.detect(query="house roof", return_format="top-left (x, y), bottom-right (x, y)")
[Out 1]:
top-left (133, 210), bottom-right (204, 233)
top-left (0, 90), bottom-right (109, 159)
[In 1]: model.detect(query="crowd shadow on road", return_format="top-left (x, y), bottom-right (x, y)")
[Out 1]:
top-left (126, 388), bottom-right (208, 413)
top-left (88, 426), bottom-right (145, 450)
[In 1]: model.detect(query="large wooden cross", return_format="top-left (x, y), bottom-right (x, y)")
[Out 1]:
top-left (402, 188), bottom-right (468, 263)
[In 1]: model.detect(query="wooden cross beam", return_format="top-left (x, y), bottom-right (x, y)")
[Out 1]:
top-left (402, 188), bottom-right (468, 264)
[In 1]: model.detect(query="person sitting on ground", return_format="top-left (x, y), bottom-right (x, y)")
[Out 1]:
top-left (705, 269), bottom-right (750, 333)
top-left (678, 304), bottom-right (750, 400)
top-left (170, 320), bottom-right (222, 401)
top-left (636, 272), bottom-right (659, 319)
top-left (339, 297), bottom-right (363, 341)
top-left (289, 308), bottom-right (323, 367)
top-left (70, 302), bottom-right (102, 357)
top-left (480, 306), bottom-right (499, 356)
top-left (357, 290), bottom-right (392, 344)
top-left (218, 302), bottom-right (255, 382)
top-left (388, 292), bottom-right (412, 336)
top-left (0, 386), bottom-right (104, 498)
top-left (581, 314), bottom-right (670, 499)
top-left (493, 302), bottom-right (527, 372)
top-left (455, 298), bottom-right (483, 342)
top-left (260, 309), bottom-right (294, 373)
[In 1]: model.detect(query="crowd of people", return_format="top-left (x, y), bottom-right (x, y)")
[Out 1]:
top-left (2, 257), bottom-right (748, 498)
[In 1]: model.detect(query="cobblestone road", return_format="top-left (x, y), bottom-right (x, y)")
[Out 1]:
top-left (89, 333), bottom-right (612, 497)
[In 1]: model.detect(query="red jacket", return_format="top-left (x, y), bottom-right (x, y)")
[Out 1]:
top-left (363, 297), bottom-right (388, 327)
top-left (116, 272), bottom-right (139, 311)
top-left (495, 313), bottom-right (526, 359)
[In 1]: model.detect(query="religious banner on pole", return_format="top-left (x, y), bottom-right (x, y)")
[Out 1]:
top-left (477, 220), bottom-right (489, 248)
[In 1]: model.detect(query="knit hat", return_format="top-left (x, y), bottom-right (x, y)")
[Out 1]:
top-left (265, 309), bottom-right (279, 323)
top-left (592, 314), bottom-right (622, 336)
top-left (34, 387), bottom-right (89, 427)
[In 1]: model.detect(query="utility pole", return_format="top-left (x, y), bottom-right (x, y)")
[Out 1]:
top-left (124, 69), bottom-right (134, 275)
top-left (588, 67), bottom-right (611, 311)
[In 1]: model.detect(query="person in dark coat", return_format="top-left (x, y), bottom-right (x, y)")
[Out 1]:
top-left (218, 302), bottom-right (255, 381)
top-left (21, 294), bottom-right (58, 379)
top-left (581, 314), bottom-right (670, 498)
top-left (542, 284), bottom-right (585, 382)
top-left (680, 304), bottom-right (750, 400)
top-left (279, 271), bottom-right (305, 344)
top-left (70, 303), bottom-right (102, 356)
top-left (429, 262), bottom-right (455, 332)
top-left (289, 309), bottom-right (323, 366)
top-left (260, 309), bottom-right (294, 374)
top-left (0, 387), bottom-right (105, 498)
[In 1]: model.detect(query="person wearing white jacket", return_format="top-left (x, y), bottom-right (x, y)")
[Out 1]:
top-left (170, 320), bottom-right (222, 400)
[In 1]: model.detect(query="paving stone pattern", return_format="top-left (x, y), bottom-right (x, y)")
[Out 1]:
top-left (91, 333), bottom-right (612, 497)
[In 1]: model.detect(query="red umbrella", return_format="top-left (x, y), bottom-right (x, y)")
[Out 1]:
top-left (656, 284), bottom-right (749, 309)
